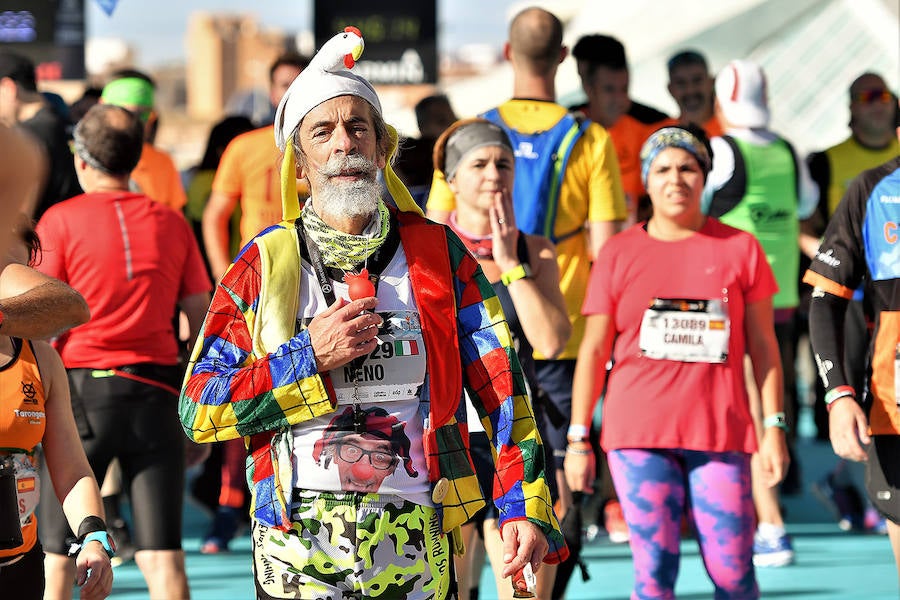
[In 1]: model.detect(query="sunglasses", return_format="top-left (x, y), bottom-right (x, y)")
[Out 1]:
top-left (852, 89), bottom-right (893, 104)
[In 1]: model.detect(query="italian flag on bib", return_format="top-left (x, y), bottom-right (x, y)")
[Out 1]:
top-left (394, 340), bottom-right (419, 356)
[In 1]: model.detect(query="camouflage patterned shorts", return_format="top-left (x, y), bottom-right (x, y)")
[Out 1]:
top-left (252, 491), bottom-right (451, 599)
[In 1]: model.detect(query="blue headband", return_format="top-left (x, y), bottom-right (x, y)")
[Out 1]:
top-left (640, 127), bottom-right (711, 186)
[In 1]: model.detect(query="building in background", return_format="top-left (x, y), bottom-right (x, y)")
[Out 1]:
top-left (185, 13), bottom-right (292, 123)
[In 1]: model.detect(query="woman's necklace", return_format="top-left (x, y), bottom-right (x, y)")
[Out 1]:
top-left (449, 212), bottom-right (493, 258)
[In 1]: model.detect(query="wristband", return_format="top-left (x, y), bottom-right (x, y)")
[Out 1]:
top-left (565, 445), bottom-right (593, 456)
top-left (824, 385), bottom-right (856, 407)
top-left (76, 515), bottom-right (107, 538)
top-left (567, 424), bottom-right (590, 443)
top-left (763, 412), bottom-right (788, 431)
top-left (67, 515), bottom-right (115, 558)
top-left (82, 531), bottom-right (117, 558)
top-left (67, 530), bottom-right (116, 559)
top-left (500, 264), bottom-right (531, 286)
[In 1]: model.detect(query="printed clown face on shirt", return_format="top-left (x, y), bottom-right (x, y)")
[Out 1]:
top-left (313, 406), bottom-right (417, 493)
top-left (329, 433), bottom-right (398, 492)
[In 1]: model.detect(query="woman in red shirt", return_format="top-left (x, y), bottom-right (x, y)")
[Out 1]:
top-left (565, 126), bottom-right (789, 599)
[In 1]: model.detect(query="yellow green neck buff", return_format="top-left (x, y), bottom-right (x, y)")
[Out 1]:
top-left (300, 200), bottom-right (390, 271)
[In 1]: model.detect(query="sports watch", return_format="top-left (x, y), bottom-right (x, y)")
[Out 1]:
top-left (500, 264), bottom-right (532, 286)
top-left (68, 530), bottom-right (117, 559)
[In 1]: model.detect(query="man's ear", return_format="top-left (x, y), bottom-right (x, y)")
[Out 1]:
top-left (558, 45), bottom-right (568, 65)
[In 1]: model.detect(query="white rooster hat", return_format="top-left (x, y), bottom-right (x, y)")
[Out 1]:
top-left (274, 26), bottom-right (422, 220)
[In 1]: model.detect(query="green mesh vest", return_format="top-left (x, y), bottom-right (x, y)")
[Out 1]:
top-left (716, 137), bottom-right (799, 310)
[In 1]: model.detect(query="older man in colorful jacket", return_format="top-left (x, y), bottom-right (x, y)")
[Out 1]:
top-left (180, 28), bottom-right (565, 600)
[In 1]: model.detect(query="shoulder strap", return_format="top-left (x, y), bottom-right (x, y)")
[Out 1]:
top-left (480, 107), bottom-right (502, 126)
top-left (481, 108), bottom-right (588, 241)
top-left (780, 137), bottom-right (801, 201)
top-left (707, 135), bottom-right (747, 219)
top-left (545, 114), bottom-right (591, 240)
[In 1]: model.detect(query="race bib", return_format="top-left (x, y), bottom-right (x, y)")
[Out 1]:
top-left (330, 310), bottom-right (427, 403)
top-left (639, 298), bottom-right (730, 363)
top-left (10, 454), bottom-right (39, 526)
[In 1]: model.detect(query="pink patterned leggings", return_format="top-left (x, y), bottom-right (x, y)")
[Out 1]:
top-left (608, 448), bottom-right (759, 600)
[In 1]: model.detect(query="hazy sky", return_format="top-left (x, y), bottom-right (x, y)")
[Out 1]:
top-left (86, 0), bottom-right (519, 68)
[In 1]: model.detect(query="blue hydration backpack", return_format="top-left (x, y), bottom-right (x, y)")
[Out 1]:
top-left (481, 107), bottom-right (590, 242)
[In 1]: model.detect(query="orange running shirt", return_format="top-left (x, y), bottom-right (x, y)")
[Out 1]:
top-left (0, 339), bottom-right (45, 558)
top-left (131, 143), bottom-right (187, 211)
top-left (659, 115), bottom-right (724, 141)
top-left (607, 114), bottom-right (657, 213)
top-left (212, 126), bottom-right (310, 249)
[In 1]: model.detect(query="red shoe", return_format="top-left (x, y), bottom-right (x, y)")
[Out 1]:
top-left (200, 539), bottom-right (225, 554)
top-left (604, 500), bottom-right (630, 544)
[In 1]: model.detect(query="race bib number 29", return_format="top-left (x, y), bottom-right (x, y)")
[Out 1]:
top-left (331, 310), bottom-right (427, 403)
top-left (639, 298), bottom-right (730, 363)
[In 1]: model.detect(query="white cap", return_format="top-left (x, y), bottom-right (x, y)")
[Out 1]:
top-left (274, 27), bottom-right (381, 151)
top-left (271, 26), bottom-right (424, 221)
top-left (715, 59), bottom-right (770, 129)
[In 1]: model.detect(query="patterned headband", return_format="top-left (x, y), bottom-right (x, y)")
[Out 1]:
top-left (640, 127), bottom-right (711, 186)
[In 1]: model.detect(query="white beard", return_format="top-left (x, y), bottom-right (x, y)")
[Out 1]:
top-left (311, 154), bottom-right (381, 222)
top-left (315, 178), bottom-right (380, 221)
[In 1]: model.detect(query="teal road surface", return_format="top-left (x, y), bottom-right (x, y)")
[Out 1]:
top-left (100, 439), bottom-right (896, 599)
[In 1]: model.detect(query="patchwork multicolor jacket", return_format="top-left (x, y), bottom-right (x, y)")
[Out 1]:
top-left (179, 209), bottom-right (567, 563)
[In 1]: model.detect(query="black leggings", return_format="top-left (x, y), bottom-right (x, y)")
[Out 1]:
top-left (38, 367), bottom-right (186, 554)
top-left (0, 543), bottom-right (44, 600)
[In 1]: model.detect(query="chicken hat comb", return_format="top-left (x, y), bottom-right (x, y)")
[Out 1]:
top-left (274, 26), bottom-right (423, 220)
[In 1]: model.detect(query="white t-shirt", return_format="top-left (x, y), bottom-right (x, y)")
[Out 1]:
top-left (290, 245), bottom-right (432, 506)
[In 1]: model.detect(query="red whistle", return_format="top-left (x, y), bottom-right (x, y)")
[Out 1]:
top-left (344, 268), bottom-right (376, 300)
